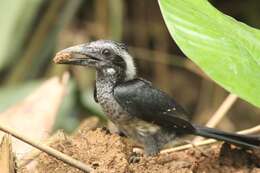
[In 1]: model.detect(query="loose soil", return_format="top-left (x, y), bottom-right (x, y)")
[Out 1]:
top-left (19, 119), bottom-right (260, 173)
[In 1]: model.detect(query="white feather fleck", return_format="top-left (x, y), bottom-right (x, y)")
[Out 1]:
top-left (121, 52), bottom-right (136, 80)
top-left (106, 68), bottom-right (116, 75)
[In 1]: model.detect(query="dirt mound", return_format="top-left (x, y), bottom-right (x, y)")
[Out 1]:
top-left (19, 123), bottom-right (260, 173)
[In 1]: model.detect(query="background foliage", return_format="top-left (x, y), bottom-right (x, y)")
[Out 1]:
top-left (0, 0), bottom-right (259, 133)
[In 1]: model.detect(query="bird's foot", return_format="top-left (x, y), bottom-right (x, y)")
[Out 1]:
top-left (128, 146), bottom-right (159, 163)
top-left (144, 146), bottom-right (160, 157)
top-left (101, 126), bottom-right (126, 137)
top-left (117, 131), bottom-right (127, 137)
top-left (101, 126), bottom-right (111, 134)
top-left (128, 150), bottom-right (142, 163)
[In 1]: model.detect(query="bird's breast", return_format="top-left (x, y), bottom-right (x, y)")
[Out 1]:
top-left (96, 82), bottom-right (130, 123)
top-left (95, 81), bottom-right (177, 148)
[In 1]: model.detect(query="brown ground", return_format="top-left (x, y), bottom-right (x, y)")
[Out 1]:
top-left (19, 119), bottom-right (260, 173)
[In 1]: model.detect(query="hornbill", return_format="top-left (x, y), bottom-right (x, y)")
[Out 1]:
top-left (53, 40), bottom-right (260, 156)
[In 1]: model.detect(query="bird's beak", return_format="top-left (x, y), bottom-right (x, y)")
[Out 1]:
top-left (53, 44), bottom-right (100, 66)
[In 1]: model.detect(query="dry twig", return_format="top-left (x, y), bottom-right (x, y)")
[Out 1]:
top-left (193, 94), bottom-right (238, 142)
top-left (205, 94), bottom-right (238, 128)
top-left (0, 124), bottom-right (94, 173)
top-left (18, 130), bottom-right (66, 168)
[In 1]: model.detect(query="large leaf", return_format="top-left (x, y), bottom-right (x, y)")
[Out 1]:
top-left (159, 0), bottom-right (260, 107)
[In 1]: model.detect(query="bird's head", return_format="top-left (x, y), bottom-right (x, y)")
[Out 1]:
top-left (54, 40), bottom-right (136, 81)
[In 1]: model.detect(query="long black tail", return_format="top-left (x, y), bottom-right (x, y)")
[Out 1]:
top-left (194, 125), bottom-right (260, 149)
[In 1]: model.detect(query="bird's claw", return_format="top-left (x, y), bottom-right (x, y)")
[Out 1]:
top-left (101, 126), bottom-right (111, 134)
top-left (128, 151), bottom-right (142, 163)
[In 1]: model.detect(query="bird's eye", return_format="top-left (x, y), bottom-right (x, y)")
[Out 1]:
top-left (101, 49), bottom-right (111, 57)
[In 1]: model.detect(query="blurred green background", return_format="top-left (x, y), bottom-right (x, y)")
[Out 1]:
top-left (0, 0), bottom-right (259, 133)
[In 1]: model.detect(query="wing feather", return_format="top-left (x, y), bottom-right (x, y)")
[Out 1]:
top-left (113, 78), bottom-right (195, 133)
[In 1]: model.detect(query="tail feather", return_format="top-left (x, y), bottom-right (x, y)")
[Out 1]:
top-left (194, 125), bottom-right (260, 149)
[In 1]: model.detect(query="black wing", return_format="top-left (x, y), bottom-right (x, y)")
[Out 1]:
top-left (113, 78), bottom-right (196, 134)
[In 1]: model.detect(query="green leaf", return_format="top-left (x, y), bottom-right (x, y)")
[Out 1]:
top-left (159, 0), bottom-right (260, 107)
top-left (0, 0), bottom-right (43, 70)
